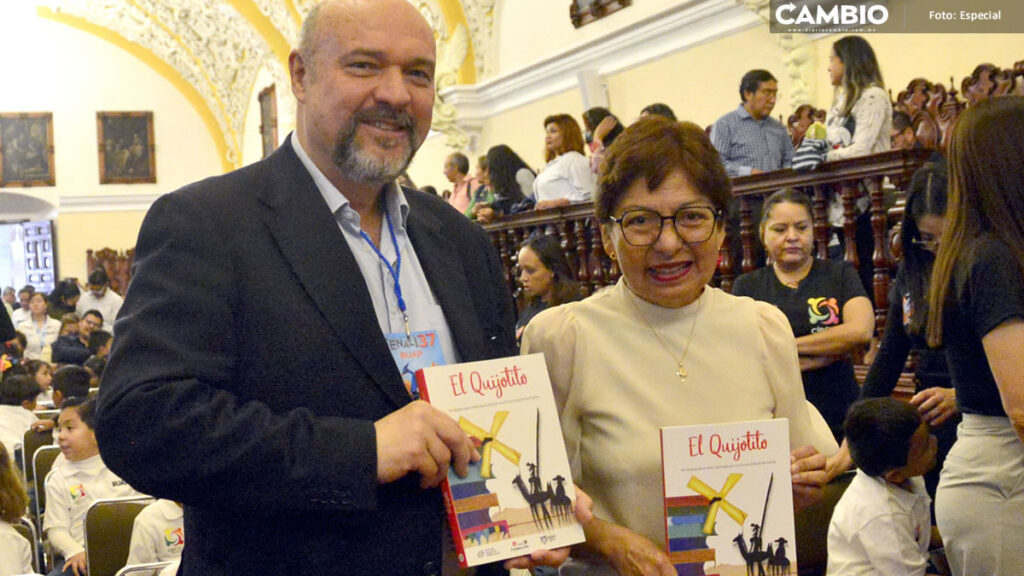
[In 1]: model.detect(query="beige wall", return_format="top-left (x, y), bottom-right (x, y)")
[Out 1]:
top-left (477, 89), bottom-right (585, 172)
top-left (0, 10), bottom-right (222, 200)
top-left (56, 211), bottom-right (149, 282)
top-left (604, 25), bottom-right (794, 129)
top-left (494, 0), bottom-right (686, 77)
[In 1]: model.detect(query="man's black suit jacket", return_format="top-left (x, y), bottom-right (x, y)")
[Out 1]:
top-left (96, 140), bottom-right (517, 575)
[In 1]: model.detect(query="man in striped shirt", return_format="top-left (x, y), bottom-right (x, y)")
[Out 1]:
top-left (710, 69), bottom-right (794, 177)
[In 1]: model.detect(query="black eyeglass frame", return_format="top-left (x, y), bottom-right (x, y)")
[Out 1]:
top-left (606, 206), bottom-right (724, 247)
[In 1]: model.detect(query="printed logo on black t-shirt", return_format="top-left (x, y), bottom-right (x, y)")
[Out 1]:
top-left (807, 297), bottom-right (839, 333)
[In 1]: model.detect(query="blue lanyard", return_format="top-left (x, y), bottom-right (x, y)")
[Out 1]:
top-left (359, 210), bottom-right (410, 336)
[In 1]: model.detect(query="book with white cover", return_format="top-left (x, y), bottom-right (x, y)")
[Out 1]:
top-left (416, 353), bottom-right (585, 568)
top-left (661, 419), bottom-right (795, 576)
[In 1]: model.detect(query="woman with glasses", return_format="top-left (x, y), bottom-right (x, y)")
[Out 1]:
top-left (856, 161), bottom-right (956, 495)
top-left (733, 189), bottom-right (875, 442)
top-left (522, 117), bottom-right (835, 576)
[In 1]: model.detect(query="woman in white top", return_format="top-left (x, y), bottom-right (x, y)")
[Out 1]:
top-left (16, 292), bottom-right (60, 361)
top-left (522, 117), bottom-right (834, 576)
top-left (825, 35), bottom-right (891, 161)
top-left (533, 114), bottom-right (596, 209)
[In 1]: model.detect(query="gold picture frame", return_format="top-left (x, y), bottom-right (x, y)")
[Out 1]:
top-left (97, 111), bottom-right (156, 184)
top-left (0, 112), bottom-right (55, 187)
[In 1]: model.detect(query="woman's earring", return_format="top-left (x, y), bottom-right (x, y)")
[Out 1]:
top-left (608, 252), bottom-right (617, 261)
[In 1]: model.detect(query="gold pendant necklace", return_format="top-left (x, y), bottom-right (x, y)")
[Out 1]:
top-left (627, 288), bottom-right (704, 383)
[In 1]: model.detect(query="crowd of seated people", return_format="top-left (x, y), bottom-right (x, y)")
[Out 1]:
top-left (1, 273), bottom-right (181, 576)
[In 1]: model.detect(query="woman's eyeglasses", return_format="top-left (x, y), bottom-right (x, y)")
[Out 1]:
top-left (607, 206), bottom-right (721, 247)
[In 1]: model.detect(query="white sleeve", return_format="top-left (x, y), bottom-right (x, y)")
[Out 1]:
top-left (854, 514), bottom-right (929, 575)
top-left (566, 154), bottom-right (596, 202)
top-left (125, 512), bottom-right (158, 566)
top-left (42, 471), bottom-right (84, 558)
top-left (516, 168), bottom-right (536, 199)
top-left (827, 87), bottom-right (892, 161)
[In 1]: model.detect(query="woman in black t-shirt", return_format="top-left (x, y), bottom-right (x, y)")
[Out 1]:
top-left (926, 96), bottom-right (1024, 576)
top-left (733, 189), bottom-right (875, 441)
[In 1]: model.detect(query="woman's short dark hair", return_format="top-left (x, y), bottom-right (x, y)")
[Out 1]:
top-left (597, 116), bottom-right (732, 222)
top-left (543, 114), bottom-right (586, 162)
top-left (640, 103), bottom-right (677, 121)
top-left (519, 235), bottom-right (581, 307)
top-left (582, 107), bottom-right (624, 147)
top-left (844, 398), bottom-right (922, 477)
top-left (487, 145), bottom-right (534, 203)
top-left (60, 396), bottom-right (97, 430)
top-left (760, 188), bottom-right (814, 238)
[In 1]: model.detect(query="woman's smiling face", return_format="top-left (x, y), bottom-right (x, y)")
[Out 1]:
top-left (602, 170), bottom-right (724, 308)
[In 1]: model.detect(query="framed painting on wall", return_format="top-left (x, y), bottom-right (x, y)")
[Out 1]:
top-left (570, 0), bottom-right (632, 28)
top-left (259, 84), bottom-right (279, 158)
top-left (97, 111), bottom-right (156, 184)
top-left (0, 112), bottom-right (55, 187)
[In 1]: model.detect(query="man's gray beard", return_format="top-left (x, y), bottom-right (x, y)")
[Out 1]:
top-left (332, 121), bottom-right (418, 185)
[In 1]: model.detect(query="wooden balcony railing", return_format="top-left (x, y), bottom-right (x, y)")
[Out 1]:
top-left (482, 148), bottom-right (935, 338)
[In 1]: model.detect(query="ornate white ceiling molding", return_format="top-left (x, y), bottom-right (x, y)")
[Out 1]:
top-left (440, 0), bottom-right (762, 138)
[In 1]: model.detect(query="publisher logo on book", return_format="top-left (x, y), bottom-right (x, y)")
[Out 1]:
top-left (770, 0), bottom-right (889, 33)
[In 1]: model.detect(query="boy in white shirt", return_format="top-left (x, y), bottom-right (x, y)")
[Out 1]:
top-left (125, 499), bottom-right (184, 573)
top-left (43, 398), bottom-right (141, 576)
top-left (0, 374), bottom-right (40, 463)
top-left (827, 398), bottom-right (940, 576)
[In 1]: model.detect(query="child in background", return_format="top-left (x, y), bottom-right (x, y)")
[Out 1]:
top-left (82, 356), bottom-right (106, 388)
top-left (43, 398), bottom-right (141, 576)
top-left (0, 440), bottom-right (33, 576)
top-left (125, 499), bottom-right (184, 574)
top-left (24, 359), bottom-right (54, 409)
top-left (828, 398), bottom-right (940, 576)
top-left (29, 366), bottom-right (93, 439)
top-left (0, 374), bottom-right (40, 463)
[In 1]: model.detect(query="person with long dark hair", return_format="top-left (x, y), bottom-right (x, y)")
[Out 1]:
top-left (475, 144), bottom-right (536, 223)
top-left (825, 35), bottom-right (891, 160)
top-left (926, 96), bottom-right (1024, 576)
top-left (514, 235), bottom-right (581, 341)
top-left (846, 162), bottom-right (957, 499)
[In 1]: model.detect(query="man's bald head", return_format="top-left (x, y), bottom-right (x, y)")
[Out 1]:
top-left (297, 0), bottom-right (433, 76)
